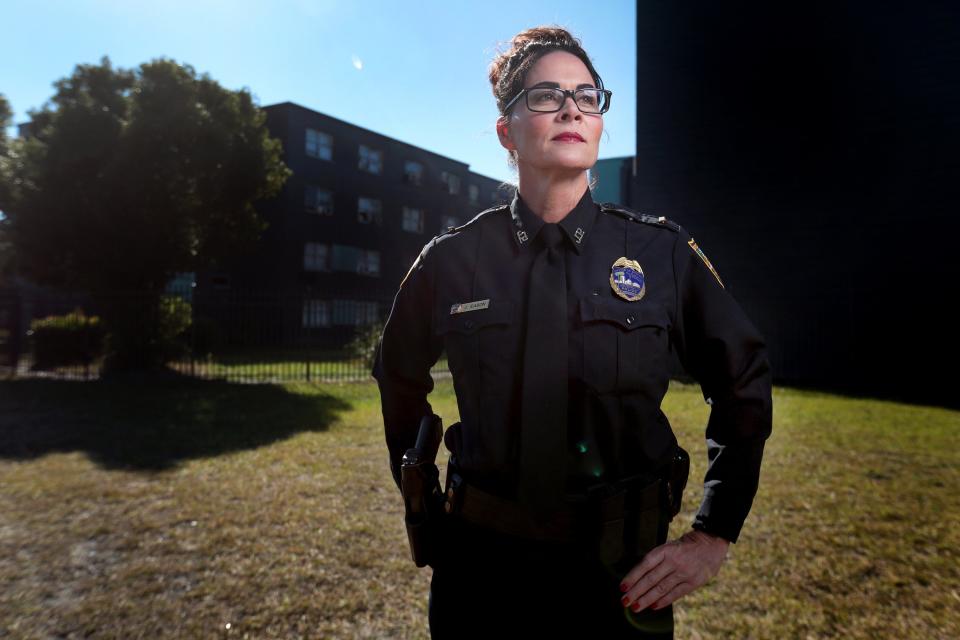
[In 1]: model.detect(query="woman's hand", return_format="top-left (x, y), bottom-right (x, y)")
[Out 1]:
top-left (618, 529), bottom-right (730, 613)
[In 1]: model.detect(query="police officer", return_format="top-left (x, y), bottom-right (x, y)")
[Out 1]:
top-left (372, 26), bottom-right (773, 639)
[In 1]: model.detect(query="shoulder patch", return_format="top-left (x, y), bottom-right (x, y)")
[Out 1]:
top-left (598, 202), bottom-right (681, 233)
top-left (688, 237), bottom-right (725, 289)
top-left (437, 203), bottom-right (510, 238)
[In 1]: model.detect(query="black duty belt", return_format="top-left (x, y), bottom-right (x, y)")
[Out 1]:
top-left (441, 460), bottom-right (669, 563)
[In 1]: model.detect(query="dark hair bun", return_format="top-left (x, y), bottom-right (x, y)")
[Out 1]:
top-left (488, 25), bottom-right (604, 117)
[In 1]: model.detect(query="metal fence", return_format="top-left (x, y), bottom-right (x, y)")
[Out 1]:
top-left (0, 282), bottom-right (451, 384)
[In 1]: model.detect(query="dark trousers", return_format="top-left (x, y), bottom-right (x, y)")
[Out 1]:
top-left (427, 514), bottom-right (674, 639)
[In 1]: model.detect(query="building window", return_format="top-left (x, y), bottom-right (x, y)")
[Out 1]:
top-left (404, 160), bottom-right (423, 185)
top-left (358, 197), bottom-right (382, 224)
top-left (332, 244), bottom-right (358, 272)
top-left (440, 171), bottom-right (460, 195)
top-left (358, 144), bottom-right (383, 174)
top-left (468, 184), bottom-right (479, 204)
top-left (332, 299), bottom-right (380, 326)
top-left (358, 300), bottom-right (379, 324)
top-left (441, 215), bottom-right (459, 231)
top-left (303, 242), bottom-right (328, 271)
top-left (302, 299), bottom-right (330, 328)
top-left (331, 244), bottom-right (379, 276)
top-left (164, 271), bottom-right (196, 303)
top-left (402, 206), bottom-right (425, 233)
top-left (358, 250), bottom-right (380, 276)
top-left (332, 300), bottom-right (353, 326)
top-left (305, 128), bottom-right (333, 160)
top-left (304, 185), bottom-right (334, 215)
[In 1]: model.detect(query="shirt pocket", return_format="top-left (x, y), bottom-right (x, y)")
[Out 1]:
top-left (579, 296), bottom-right (671, 394)
top-left (434, 299), bottom-right (517, 392)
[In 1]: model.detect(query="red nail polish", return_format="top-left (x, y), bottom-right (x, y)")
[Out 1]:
top-left (619, 583), bottom-right (629, 592)
top-left (621, 595), bottom-right (629, 606)
top-left (631, 603), bottom-right (642, 612)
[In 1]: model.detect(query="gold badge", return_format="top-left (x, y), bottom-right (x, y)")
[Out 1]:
top-left (609, 257), bottom-right (646, 301)
top-left (688, 238), bottom-right (724, 288)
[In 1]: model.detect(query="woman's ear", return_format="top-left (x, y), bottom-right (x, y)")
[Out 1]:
top-left (496, 116), bottom-right (514, 151)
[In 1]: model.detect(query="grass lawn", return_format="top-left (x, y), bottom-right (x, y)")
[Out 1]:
top-left (0, 375), bottom-right (957, 639)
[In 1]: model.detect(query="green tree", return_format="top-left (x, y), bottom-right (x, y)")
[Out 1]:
top-left (0, 57), bottom-right (292, 371)
top-left (0, 93), bottom-right (11, 157)
top-left (0, 93), bottom-right (17, 279)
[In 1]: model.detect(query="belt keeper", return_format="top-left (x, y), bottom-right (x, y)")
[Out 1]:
top-left (443, 471), bottom-right (464, 516)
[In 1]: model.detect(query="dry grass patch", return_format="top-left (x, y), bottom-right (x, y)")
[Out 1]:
top-left (0, 376), bottom-right (957, 639)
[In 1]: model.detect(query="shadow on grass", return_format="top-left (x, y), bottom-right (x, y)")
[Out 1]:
top-left (0, 369), bottom-right (352, 471)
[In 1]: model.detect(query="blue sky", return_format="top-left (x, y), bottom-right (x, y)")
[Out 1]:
top-left (0, 0), bottom-right (636, 184)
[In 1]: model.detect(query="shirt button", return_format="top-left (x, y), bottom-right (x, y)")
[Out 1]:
top-left (464, 320), bottom-right (474, 330)
top-left (625, 315), bottom-right (635, 325)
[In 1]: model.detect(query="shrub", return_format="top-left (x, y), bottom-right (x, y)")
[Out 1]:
top-left (347, 322), bottom-right (383, 370)
top-left (189, 315), bottom-right (224, 357)
top-left (157, 294), bottom-right (193, 360)
top-left (29, 307), bottom-right (105, 370)
top-left (100, 293), bottom-right (195, 371)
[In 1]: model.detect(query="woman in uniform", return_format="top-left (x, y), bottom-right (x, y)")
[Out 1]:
top-left (373, 25), bottom-right (773, 639)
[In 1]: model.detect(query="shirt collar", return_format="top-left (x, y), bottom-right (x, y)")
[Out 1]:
top-left (508, 184), bottom-right (598, 255)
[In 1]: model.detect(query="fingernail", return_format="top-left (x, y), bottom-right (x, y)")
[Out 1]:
top-left (631, 603), bottom-right (642, 612)
top-left (619, 583), bottom-right (629, 592)
top-left (621, 595), bottom-right (630, 607)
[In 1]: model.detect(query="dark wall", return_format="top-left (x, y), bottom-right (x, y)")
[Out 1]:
top-left (636, 1), bottom-right (959, 406)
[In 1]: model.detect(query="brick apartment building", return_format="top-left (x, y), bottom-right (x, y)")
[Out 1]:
top-left (194, 101), bottom-right (516, 348)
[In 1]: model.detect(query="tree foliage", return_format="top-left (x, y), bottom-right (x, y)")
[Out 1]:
top-left (0, 93), bottom-right (11, 157)
top-left (0, 56), bottom-right (291, 293)
top-left (0, 58), bottom-right (291, 371)
top-left (1, 94), bottom-right (19, 279)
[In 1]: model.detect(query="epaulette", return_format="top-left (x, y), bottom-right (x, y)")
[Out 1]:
top-left (599, 202), bottom-right (682, 233)
top-left (438, 203), bottom-right (510, 236)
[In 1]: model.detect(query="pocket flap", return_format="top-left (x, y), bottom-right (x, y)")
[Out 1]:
top-left (579, 297), bottom-right (668, 331)
top-left (435, 299), bottom-right (516, 335)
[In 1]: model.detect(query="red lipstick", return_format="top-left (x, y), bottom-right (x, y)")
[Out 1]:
top-left (552, 132), bottom-right (585, 142)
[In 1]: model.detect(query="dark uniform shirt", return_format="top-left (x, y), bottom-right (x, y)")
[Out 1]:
top-left (371, 184), bottom-right (773, 544)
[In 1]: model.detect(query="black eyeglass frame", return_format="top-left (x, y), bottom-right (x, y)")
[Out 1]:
top-left (504, 86), bottom-right (613, 115)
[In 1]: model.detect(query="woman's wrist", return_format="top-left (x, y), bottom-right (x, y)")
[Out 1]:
top-left (685, 528), bottom-right (731, 547)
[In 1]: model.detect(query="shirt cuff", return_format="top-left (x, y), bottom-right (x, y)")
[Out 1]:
top-left (691, 517), bottom-right (739, 544)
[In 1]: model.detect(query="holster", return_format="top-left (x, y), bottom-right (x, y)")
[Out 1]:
top-left (591, 442), bottom-right (690, 569)
top-left (400, 413), bottom-right (445, 568)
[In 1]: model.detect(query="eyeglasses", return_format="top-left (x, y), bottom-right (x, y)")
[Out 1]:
top-left (504, 86), bottom-right (612, 115)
